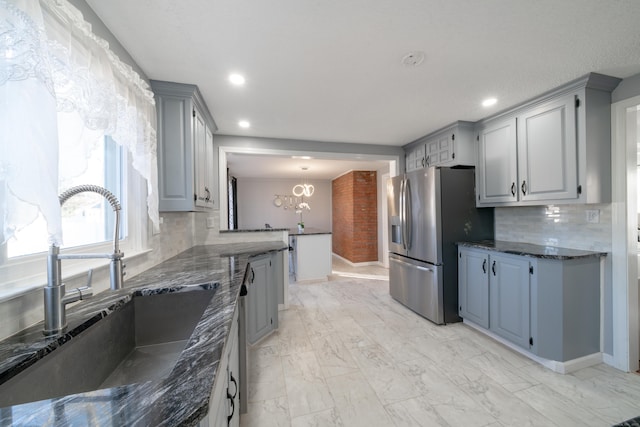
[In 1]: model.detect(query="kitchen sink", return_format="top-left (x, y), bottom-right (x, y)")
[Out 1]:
top-left (0, 289), bottom-right (216, 408)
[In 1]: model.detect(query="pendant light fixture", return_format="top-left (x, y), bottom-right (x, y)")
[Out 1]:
top-left (292, 167), bottom-right (314, 197)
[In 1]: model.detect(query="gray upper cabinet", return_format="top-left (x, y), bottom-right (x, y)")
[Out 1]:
top-left (151, 80), bottom-right (217, 212)
top-left (475, 73), bottom-right (620, 207)
top-left (404, 121), bottom-right (475, 172)
top-left (476, 118), bottom-right (517, 204)
top-left (517, 94), bottom-right (577, 202)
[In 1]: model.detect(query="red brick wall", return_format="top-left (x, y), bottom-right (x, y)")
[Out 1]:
top-left (332, 171), bottom-right (378, 263)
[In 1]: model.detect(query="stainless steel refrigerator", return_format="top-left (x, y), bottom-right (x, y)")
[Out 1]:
top-left (388, 167), bottom-right (494, 324)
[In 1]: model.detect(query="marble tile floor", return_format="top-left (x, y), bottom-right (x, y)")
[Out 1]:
top-left (241, 271), bottom-right (640, 426)
top-left (329, 255), bottom-right (389, 280)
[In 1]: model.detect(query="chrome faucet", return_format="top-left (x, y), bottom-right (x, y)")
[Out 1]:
top-left (43, 185), bottom-right (125, 335)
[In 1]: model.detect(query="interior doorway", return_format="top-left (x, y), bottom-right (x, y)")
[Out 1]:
top-left (611, 96), bottom-right (640, 372)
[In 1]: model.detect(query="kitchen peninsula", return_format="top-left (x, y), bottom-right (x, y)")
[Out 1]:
top-left (289, 228), bottom-right (332, 282)
top-left (221, 228), bottom-right (333, 282)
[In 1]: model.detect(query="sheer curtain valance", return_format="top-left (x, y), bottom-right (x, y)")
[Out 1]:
top-left (0, 0), bottom-right (159, 246)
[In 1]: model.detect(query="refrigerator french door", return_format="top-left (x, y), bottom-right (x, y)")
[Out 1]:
top-left (388, 167), bottom-right (494, 324)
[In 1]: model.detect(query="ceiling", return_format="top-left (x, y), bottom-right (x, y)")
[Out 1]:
top-left (86, 0), bottom-right (640, 176)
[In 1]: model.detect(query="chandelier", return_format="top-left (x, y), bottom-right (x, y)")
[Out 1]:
top-left (292, 167), bottom-right (314, 197)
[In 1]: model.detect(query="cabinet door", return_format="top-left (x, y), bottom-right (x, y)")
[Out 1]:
top-left (489, 254), bottom-right (530, 349)
top-left (476, 118), bottom-right (518, 205)
top-left (517, 94), bottom-right (577, 202)
top-left (458, 249), bottom-right (489, 328)
top-left (204, 126), bottom-right (215, 207)
top-left (227, 310), bottom-right (240, 427)
top-left (406, 145), bottom-right (425, 172)
top-left (156, 95), bottom-right (194, 211)
top-left (193, 108), bottom-right (208, 208)
top-left (427, 134), bottom-right (453, 167)
top-left (247, 256), bottom-right (275, 344)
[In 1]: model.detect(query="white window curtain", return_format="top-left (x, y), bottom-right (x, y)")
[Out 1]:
top-left (0, 0), bottom-right (159, 247)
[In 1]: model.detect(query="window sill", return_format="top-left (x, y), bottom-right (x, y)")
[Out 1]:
top-left (0, 248), bottom-right (153, 304)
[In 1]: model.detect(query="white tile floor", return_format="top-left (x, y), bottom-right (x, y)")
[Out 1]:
top-left (240, 264), bottom-right (640, 427)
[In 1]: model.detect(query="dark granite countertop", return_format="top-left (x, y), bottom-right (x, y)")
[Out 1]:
top-left (288, 227), bottom-right (332, 236)
top-left (0, 241), bottom-right (288, 426)
top-left (220, 228), bottom-right (332, 236)
top-left (220, 228), bottom-right (289, 233)
top-left (457, 240), bottom-right (607, 260)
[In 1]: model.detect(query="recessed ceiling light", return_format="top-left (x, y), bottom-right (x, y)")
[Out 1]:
top-left (238, 120), bottom-right (250, 128)
top-left (482, 98), bottom-right (497, 107)
top-left (229, 74), bottom-right (245, 86)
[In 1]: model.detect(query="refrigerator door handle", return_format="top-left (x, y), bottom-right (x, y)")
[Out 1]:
top-left (400, 178), bottom-right (406, 250)
top-left (404, 178), bottom-right (412, 250)
top-left (391, 256), bottom-right (433, 272)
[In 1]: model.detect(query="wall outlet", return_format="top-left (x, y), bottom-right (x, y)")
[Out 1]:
top-left (206, 217), bottom-right (216, 229)
top-left (585, 209), bottom-right (600, 224)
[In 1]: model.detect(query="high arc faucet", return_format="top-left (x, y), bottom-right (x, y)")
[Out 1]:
top-left (43, 185), bottom-right (125, 336)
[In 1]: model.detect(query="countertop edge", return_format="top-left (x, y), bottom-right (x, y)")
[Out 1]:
top-left (457, 240), bottom-right (607, 260)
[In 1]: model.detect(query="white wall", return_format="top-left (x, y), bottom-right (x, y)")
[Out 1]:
top-left (236, 178), bottom-right (331, 231)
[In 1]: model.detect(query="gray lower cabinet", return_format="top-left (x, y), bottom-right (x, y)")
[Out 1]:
top-left (246, 254), bottom-right (278, 345)
top-left (458, 246), bottom-right (601, 362)
top-left (202, 304), bottom-right (240, 427)
top-left (458, 248), bottom-right (489, 328)
top-left (488, 253), bottom-right (530, 349)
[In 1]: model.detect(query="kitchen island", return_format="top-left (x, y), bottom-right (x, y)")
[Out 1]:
top-left (289, 228), bottom-right (332, 282)
top-left (0, 242), bottom-right (288, 426)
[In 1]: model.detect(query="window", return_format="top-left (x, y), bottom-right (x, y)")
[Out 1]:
top-left (6, 137), bottom-right (126, 258)
top-left (1, 0), bottom-right (157, 297)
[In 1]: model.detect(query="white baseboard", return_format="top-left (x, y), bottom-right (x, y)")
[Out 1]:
top-left (463, 320), bottom-right (602, 374)
top-left (331, 252), bottom-right (383, 267)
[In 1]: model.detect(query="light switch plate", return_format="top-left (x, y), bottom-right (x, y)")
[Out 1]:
top-left (206, 217), bottom-right (216, 229)
top-left (585, 209), bottom-right (600, 224)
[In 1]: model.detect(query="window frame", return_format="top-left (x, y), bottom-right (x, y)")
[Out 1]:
top-left (0, 143), bottom-right (149, 300)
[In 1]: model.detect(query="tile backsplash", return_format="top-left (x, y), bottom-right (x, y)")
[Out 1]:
top-left (494, 204), bottom-right (612, 252)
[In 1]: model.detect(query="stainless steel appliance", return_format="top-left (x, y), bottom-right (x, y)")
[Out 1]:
top-left (388, 167), bottom-right (494, 324)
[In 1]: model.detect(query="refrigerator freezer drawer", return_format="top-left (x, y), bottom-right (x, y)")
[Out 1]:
top-left (389, 254), bottom-right (444, 324)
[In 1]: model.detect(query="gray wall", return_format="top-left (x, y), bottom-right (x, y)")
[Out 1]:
top-left (236, 178), bottom-right (331, 230)
top-left (612, 72), bottom-right (640, 103)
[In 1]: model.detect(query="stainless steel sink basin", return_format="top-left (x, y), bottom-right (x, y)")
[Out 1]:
top-left (0, 289), bottom-right (216, 408)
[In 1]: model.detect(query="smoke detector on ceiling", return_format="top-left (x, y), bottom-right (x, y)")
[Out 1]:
top-left (401, 51), bottom-right (426, 67)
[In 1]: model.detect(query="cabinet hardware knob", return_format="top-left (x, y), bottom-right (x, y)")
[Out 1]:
top-left (482, 259), bottom-right (487, 274)
top-left (521, 180), bottom-right (527, 195)
top-left (492, 260), bottom-right (496, 276)
top-left (250, 268), bottom-right (255, 283)
top-left (426, 155), bottom-right (430, 167)
top-left (204, 186), bottom-right (211, 202)
top-left (510, 182), bottom-right (516, 197)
